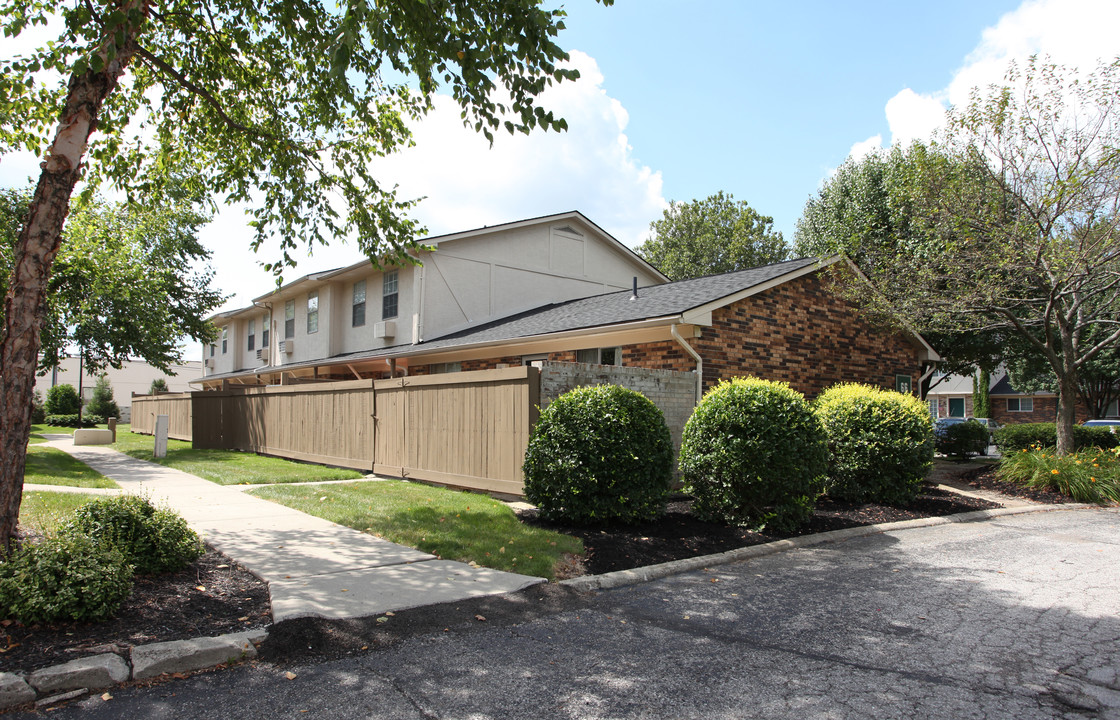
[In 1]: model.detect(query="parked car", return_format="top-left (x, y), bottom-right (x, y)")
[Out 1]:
top-left (1082, 419), bottom-right (1120, 433)
top-left (933, 417), bottom-right (968, 439)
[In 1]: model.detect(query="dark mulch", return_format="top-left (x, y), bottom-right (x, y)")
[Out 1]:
top-left (957, 465), bottom-right (1074, 505)
top-left (0, 547), bottom-right (271, 674)
top-left (520, 484), bottom-right (1002, 576)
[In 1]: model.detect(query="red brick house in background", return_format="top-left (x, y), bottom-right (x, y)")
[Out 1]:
top-left (927, 369), bottom-right (1113, 425)
top-left (198, 250), bottom-right (940, 401)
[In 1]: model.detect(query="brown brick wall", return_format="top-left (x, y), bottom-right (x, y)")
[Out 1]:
top-left (990, 396), bottom-right (1090, 425)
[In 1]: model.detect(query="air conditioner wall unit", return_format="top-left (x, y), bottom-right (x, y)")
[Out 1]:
top-left (374, 320), bottom-right (396, 339)
top-left (204, 358), bottom-right (215, 369)
top-left (256, 348), bottom-right (269, 362)
top-left (279, 340), bottom-right (294, 354)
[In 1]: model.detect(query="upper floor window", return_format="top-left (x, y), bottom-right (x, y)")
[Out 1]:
top-left (1007, 397), bottom-right (1034, 412)
top-left (247, 320), bottom-right (255, 351)
top-left (352, 280), bottom-right (366, 327)
top-left (221, 327), bottom-right (228, 354)
top-left (210, 343), bottom-right (215, 358)
top-left (262, 312), bottom-right (270, 349)
top-left (382, 270), bottom-right (398, 320)
top-left (284, 300), bottom-right (295, 338)
top-left (307, 291), bottom-right (319, 334)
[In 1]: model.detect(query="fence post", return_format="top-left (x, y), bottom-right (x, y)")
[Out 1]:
top-left (154, 415), bottom-right (169, 459)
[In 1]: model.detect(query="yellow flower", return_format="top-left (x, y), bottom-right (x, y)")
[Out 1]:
top-left (1091, 477), bottom-right (1097, 482)
top-left (1051, 469), bottom-right (1060, 475)
top-left (1075, 460), bottom-right (1082, 465)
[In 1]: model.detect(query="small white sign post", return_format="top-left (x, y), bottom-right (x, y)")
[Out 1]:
top-left (154, 414), bottom-right (169, 459)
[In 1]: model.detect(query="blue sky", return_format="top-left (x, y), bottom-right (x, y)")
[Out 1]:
top-left (2, 0), bottom-right (1119, 331)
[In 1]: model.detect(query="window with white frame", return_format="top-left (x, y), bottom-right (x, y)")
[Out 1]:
top-left (352, 280), bottom-right (366, 327)
top-left (382, 270), bottom-right (398, 320)
top-left (262, 312), bottom-right (270, 349)
top-left (247, 320), bottom-right (255, 351)
top-left (576, 347), bottom-right (622, 366)
top-left (1007, 397), bottom-right (1034, 412)
top-left (284, 300), bottom-right (295, 338)
top-left (431, 362), bottom-right (462, 374)
top-left (307, 291), bottom-right (319, 333)
top-left (221, 327), bottom-right (228, 354)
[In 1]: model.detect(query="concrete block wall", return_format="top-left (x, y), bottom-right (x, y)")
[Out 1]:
top-left (539, 361), bottom-right (698, 463)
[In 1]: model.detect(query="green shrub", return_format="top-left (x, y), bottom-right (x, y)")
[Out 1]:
top-left (993, 423), bottom-right (1119, 452)
top-left (44, 413), bottom-right (86, 428)
top-left (522, 385), bottom-right (673, 524)
top-left (44, 384), bottom-right (81, 416)
top-left (679, 377), bottom-right (828, 531)
top-left (31, 390), bottom-right (46, 424)
top-left (998, 446), bottom-right (1120, 504)
top-left (86, 374), bottom-right (120, 420)
top-left (0, 534), bottom-right (133, 623)
top-left (67, 495), bottom-right (204, 574)
top-left (814, 383), bottom-right (935, 505)
top-left (937, 420), bottom-right (990, 460)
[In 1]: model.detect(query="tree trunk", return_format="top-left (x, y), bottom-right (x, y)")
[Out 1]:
top-left (0, 25), bottom-right (144, 550)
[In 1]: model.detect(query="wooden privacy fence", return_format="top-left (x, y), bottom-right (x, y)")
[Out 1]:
top-left (130, 392), bottom-right (193, 440)
top-left (131, 366), bottom-right (539, 495)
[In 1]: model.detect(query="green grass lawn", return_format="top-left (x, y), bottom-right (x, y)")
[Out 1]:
top-left (111, 428), bottom-right (363, 485)
top-left (23, 445), bottom-right (120, 489)
top-left (249, 480), bottom-right (583, 580)
top-left (19, 490), bottom-right (103, 534)
top-left (28, 423), bottom-right (88, 444)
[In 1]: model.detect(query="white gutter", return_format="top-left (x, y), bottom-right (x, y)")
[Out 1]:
top-left (671, 323), bottom-right (704, 404)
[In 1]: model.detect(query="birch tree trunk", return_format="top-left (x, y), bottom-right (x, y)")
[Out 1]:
top-left (0, 24), bottom-right (144, 549)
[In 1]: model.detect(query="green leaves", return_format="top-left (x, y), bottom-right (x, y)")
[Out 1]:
top-left (637, 191), bottom-right (789, 281)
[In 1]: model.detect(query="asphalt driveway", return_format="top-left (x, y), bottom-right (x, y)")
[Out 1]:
top-left (18, 507), bottom-right (1119, 720)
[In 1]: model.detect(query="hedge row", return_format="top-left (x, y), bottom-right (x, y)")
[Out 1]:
top-left (993, 423), bottom-right (1118, 452)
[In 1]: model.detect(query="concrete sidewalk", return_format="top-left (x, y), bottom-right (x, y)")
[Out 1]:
top-left (39, 438), bottom-right (544, 623)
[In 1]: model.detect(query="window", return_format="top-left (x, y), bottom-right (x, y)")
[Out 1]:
top-left (247, 320), bottom-right (255, 351)
top-left (1108, 399), bottom-right (1119, 417)
top-left (209, 344), bottom-right (215, 358)
top-left (352, 280), bottom-right (366, 327)
top-left (284, 300), bottom-right (295, 338)
top-left (1007, 397), bottom-right (1034, 412)
top-left (432, 362), bottom-right (462, 374)
top-left (576, 347), bottom-right (621, 366)
top-left (262, 312), bottom-right (270, 349)
top-left (307, 291), bottom-right (319, 334)
top-left (948, 397), bottom-right (965, 417)
top-left (382, 270), bottom-right (398, 320)
top-left (220, 327), bottom-right (228, 354)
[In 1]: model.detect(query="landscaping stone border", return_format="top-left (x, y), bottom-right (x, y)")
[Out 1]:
top-left (0, 628), bottom-right (268, 711)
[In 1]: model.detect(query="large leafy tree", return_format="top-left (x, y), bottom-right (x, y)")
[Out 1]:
top-left (637, 191), bottom-right (789, 281)
top-left (1, 187), bottom-right (222, 374)
top-left (0, 0), bottom-right (609, 548)
top-left (819, 58), bottom-right (1120, 455)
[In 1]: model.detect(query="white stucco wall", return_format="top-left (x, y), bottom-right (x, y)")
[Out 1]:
top-left (35, 357), bottom-right (203, 419)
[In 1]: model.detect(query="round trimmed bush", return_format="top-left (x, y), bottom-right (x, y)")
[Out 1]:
top-left (0, 534), bottom-right (133, 623)
top-left (45, 384), bottom-right (81, 416)
top-left (67, 495), bottom-right (204, 575)
top-left (937, 420), bottom-right (990, 460)
top-left (679, 377), bottom-right (828, 531)
top-left (522, 385), bottom-right (673, 524)
top-left (814, 383), bottom-right (935, 505)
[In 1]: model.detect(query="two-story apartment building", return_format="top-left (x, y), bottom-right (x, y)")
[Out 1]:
top-left (199, 211), bottom-right (939, 402)
top-left (201, 212), bottom-right (668, 383)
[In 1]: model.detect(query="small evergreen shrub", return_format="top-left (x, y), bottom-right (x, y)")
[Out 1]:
top-left (67, 495), bottom-right (204, 575)
top-left (993, 423), bottom-right (1119, 452)
top-left (149, 378), bottom-right (169, 394)
top-left (86, 374), bottom-right (120, 420)
top-left (679, 377), bottom-right (828, 531)
top-left (522, 385), bottom-right (673, 524)
top-left (44, 384), bottom-right (81, 416)
top-left (937, 420), bottom-right (990, 460)
top-left (0, 534), bottom-right (133, 623)
top-left (814, 383), bottom-right (935, 505)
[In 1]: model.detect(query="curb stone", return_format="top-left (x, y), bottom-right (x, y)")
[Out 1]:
top-left (0, 628), bottom-right (269, 712)
top-left (560, 504), bottom-right (1100, 592)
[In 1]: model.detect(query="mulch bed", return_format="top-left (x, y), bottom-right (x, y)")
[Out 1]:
top-left (520, 484), bottom-right (1002, 576)
top-left (0, 547), bottom-right (271, 674)
top-left (957, 464), bottom-right (1074, 505)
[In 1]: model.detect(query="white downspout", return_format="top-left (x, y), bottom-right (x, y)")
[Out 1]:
top-left (671, 323), bottom-right (704, 404)
top-left (918, 363), bottom-right (937, 400)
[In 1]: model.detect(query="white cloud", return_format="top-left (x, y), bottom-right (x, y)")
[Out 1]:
top-left (854, 0), bottom-right (1120, 158)
top-left (848, 135), bottom-right (884, 162)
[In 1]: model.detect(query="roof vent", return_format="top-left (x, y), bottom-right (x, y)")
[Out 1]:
top-left (631, 276), bottom-right (638, 301)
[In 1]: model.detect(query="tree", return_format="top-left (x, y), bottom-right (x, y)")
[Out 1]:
top-left (794, 144), bottom-right (1009, 387)
top-left (637, 192), bottom-right (789, 281)
top-left (0, 0), bottom-right (608, 548)
top-left (44, 384), bottom-right (80, 416)
top-left (972, 368), bottom-right (991, 418)
top-left (149, 378), bottom-right (168, 394)
top-left (86, 374), bottom-right (119, 420)
top-left (822, 58), bottom-right (1120, 455)
top-left (1, 187), bottom-right (223, 374)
